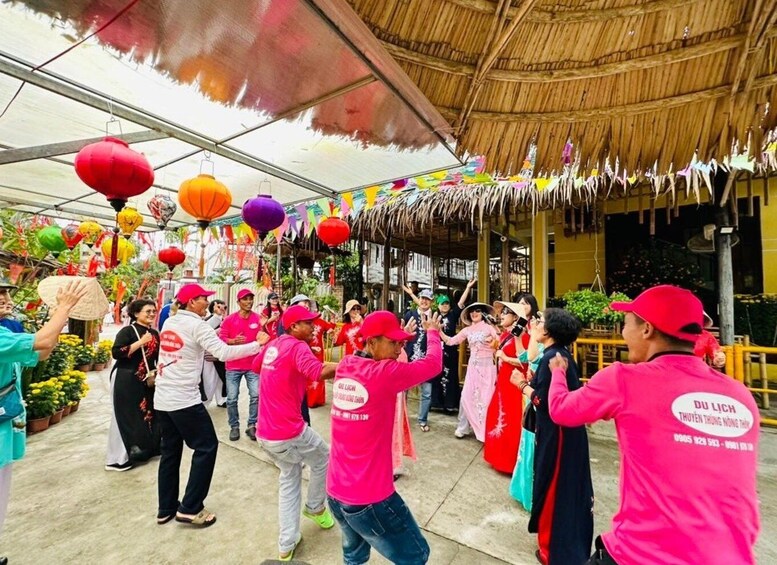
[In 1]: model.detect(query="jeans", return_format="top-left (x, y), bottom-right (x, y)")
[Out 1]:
top-left (328, 491), bottom-right (430, 565)
top-left (157, 403), bottom-right (218, 518)
top-left (225, 369), bottom-right (259, 429)
top-left (260, 426), bottom-right (330, 553)
top-left (417, 381), bottom-right (432, 425)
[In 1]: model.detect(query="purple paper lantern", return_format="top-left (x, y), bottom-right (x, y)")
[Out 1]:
top-left (241, 194), bottom-right (285, 237)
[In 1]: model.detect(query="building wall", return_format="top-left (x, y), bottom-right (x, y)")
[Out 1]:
top-left (552, 176), bottom-right (777, 296)
top-left (761, 176), bottom-right (777, 294)
top-left (553, 229), bottom-right (605, 296)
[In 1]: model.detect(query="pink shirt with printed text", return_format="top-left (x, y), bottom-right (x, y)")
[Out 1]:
top-left (253, 335), bottom-right (323, 441)
top-left (219, 311), bottom-right (262, 371)
top-left (327, 329), bottom-right (443, 505)
top-left (548, 354), bottom-right (760, 565)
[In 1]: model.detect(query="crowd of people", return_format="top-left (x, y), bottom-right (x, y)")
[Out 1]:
top-left (0, 275), bottom-right (762, 564)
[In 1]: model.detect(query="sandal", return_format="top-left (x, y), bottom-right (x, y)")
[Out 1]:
top-left (419, 424), bottom-right (430, 432)
top-left (175, 508), bottom-right (217, 528)
top-left (156, 514), bottom-right (174, 525)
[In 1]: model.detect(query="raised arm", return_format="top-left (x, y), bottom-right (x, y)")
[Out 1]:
top-left (388, 314), bottom-right (443, 394)
top-left (195, 322), bottom-right (265, 361)
top-left (457, 278), bottom-right (477, 309)
top-left (402, 284), bottom-right (421, 306)
top-left (34, 281), bottom-right (89, 357)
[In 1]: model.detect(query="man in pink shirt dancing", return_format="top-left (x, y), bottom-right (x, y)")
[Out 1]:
top-left (219, 288), bottom-right (263, 441)
top-left (253, 305), bottom-right (337, 562)
top-left (327, 310), bottom-right (443, 565)
top-left (545, 285), bottom-right (760, 564)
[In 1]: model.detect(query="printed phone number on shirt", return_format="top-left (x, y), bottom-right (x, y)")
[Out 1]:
top-left (673, 433), bottom-right (754, 451)
top-left (331, 408), bottom-right (370, 421)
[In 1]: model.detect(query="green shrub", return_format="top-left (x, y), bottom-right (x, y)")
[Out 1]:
top-left (562, 289), bottom-right (630, 326)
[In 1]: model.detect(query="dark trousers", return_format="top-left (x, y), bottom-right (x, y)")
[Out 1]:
top-left (213, 360), bottom-right (227, 397)
top-left (584, 537), bottom-right (619, 565)
top-left (301, 396), bottom-right (310, 426)
top-left (157, 403), bottom-right (218, 517)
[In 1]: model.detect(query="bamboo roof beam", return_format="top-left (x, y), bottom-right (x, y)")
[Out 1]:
top-left (730, 0), bottom-right (777, 98)
top-left (446, 0), bottom-right (701, 22)
top-left (380, 31), bottom-right (777, 83)
top-left (439, 73), bottom-right (777, 123)
top-left (454, 0), bottom-right (539, 135)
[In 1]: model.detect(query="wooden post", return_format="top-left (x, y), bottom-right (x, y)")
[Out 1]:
top-left (532, 211), bottom-right (548, 309)
top-left (716, 170), bottom-right (735, 346)
top-left (477, 220), bottom-right (490, 303)
top-left (382, 229), bottom-right (391, 310)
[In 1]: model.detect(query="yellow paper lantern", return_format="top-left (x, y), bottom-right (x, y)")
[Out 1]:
top-left (101, 237), bottom-right (135, 264)
top-left (117, 207), bottom-right (143, 239)
top-left (78, 220), bottom-right (103, 247)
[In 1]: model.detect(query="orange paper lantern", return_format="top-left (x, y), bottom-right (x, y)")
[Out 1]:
top-left (178, 174), bottom-right (232, 229)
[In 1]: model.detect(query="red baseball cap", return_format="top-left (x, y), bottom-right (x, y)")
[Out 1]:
top-left (609, 285), bottom-right (704, 342)
top-left (282, 304), bottom-right (319, 328)
top-left (176, 283), bottom-right (216, 305)
top-left (360, 311), bottom-right (415, 341)
top-left (236, 288), bottom-right (255, 300)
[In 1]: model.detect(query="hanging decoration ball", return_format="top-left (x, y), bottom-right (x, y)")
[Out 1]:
top-left (241, 194), bottom-right (285, 238)
top-left (74, 137), bottom-right (154, 212)
top-left (147, 194), bottom-right (177, 230)
top-left (158, 246), bottom-right (186, 272)
top-left (78, 220), bottom-right (103, 247)
top-left (61, 223), bottom-right (84, 250)
top-left (117, 207), bottom-right (144, 239)
top-left (37, 225), bottom-right (68, 257)
top-left (178, 174), bottom-right (232, 229)
top-left (316, 217), bottom-right (351, 247)
top-left (101, 237), bottom-right (135, 265)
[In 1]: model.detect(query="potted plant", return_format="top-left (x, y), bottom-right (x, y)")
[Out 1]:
top-left (562, 289), bottom-right (630, 331)
top-left (61, 370), bottom-right (88, 411)
top-left (93, 340), bottom-right (112, 371)
top-left (47, 377), bottom-right (68, 423)
top-left (73, 344), bottom-right (94, 372)
top-left (24, 379), bottom-right (58, 433)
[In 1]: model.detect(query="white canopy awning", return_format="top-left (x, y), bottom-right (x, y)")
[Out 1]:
top-left (0, 0), bottom-right (460, 230)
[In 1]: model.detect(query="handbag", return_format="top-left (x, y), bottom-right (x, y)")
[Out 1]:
top-left (131, 325), bottom-right (156, 388)
top-left (0, 377), bottom-right (24, 422)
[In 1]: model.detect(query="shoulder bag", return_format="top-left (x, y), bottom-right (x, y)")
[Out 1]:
top-left (131, 325), bottom-right (156, 388)
top-left (0, 376), bottom-right (24, 422)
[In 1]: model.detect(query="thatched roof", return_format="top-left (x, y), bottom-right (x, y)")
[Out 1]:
top-left (348, 0), bottom-right (777, 175)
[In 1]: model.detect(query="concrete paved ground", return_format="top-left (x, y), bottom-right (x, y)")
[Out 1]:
top-left (4, 367), bottom-right (777, 564)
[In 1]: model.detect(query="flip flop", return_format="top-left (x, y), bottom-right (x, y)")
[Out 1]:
top-left (175, 508), bottom-right (217, 528)
top-left (419, 424), bottom-right (430, 432)
top-left (156, 514), bottom-right (174, 525)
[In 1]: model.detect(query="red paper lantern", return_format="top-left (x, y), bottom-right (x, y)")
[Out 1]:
top-left (74, 137), bottom-right (154, 212)
top-left (158, 246), bottom-right (186, 272)
top-left (316, 217), bottom-right (350, 247)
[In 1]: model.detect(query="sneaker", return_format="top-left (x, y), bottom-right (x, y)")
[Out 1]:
top-left (303, 507), bottom-right (335, 529)
top-left (454, 430), bottom-right (467, 439)
top-left (229, 427), bottom-right (240, 441)
top-left (245, 426), bottom-right (257, 441)
top-left (279, 532), bottom-right (302, 561)
top-left (105, 461), bottom-right (133, 472)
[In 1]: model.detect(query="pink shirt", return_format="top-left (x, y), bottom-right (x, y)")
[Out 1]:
top-left (549, 354), bottom-right (760, 565)
top-left (447, 320), bottom-right (498, 360)
top-left (327, 329), bottom-right (443, 505)
top-left (219, 311), bottom-right (263, 371)
top-left (253, 335), bottom-right (323, 441)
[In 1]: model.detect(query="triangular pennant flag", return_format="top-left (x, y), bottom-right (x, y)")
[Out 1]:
top-left (364, 186), bottom-right (379, 208)
top-left (342, 192), bottom-right (354, 210)
top-left (316, 198), bottom-right (330, 217)
top-left (340, 197), bottom-right (351, 217)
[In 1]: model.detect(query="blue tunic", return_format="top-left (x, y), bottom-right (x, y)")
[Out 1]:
top-left (0, 328), bottom-right (39, 467)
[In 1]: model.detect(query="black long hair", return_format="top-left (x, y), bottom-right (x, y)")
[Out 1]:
top-left (516, 293), bottom-right (540, 319)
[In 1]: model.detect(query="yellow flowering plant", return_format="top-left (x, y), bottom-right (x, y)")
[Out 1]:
top-left (94, 340), bottom-right (112, 364)
top-left (24, 380), bottom-right (59, 419)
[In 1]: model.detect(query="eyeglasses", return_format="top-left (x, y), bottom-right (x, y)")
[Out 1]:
top-left (141, 309), bottom-right (157, 315)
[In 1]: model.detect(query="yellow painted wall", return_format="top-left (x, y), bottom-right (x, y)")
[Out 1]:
top-left (760, 176), bottom-right (777, 293)
top-left (553, 229), bottom-right (606, 296)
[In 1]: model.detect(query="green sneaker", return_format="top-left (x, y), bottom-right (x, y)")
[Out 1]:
top-left (303, 507), bottom-right (335, 529)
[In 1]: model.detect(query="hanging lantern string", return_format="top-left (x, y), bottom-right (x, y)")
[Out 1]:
top-left (200, 151), bottom-right (215, 176)
top-left (0, 0), bottom-right (142, 120)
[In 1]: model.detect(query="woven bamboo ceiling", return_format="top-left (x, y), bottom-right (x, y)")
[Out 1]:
top-left (347, 0), bottom-right (777, 175)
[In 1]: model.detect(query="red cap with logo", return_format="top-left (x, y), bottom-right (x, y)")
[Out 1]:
top-left (282, 305), bottom-right (319, 328)
top-left (176, 283), bottom-right (216, 305)
top-left (236, 288), bottom-right (255, 300)
top-left (360, 311), bottom-right (415, 341)
top-left (609, 285), bottom-right (704, 342)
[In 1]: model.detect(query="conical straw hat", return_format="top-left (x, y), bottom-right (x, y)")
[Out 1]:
top-left (38, 276), bottom-right (111, 321)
